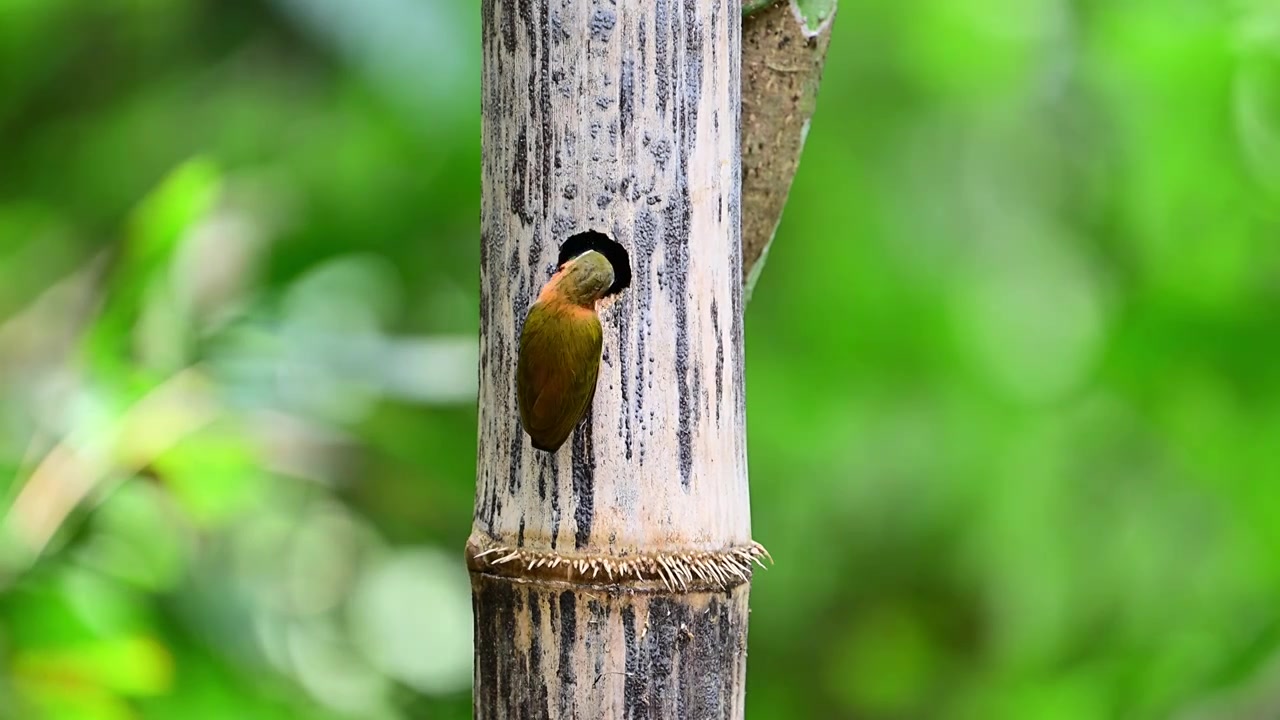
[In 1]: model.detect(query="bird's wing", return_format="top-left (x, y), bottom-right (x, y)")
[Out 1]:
top-left (518, 305), bottom-right (602, 451)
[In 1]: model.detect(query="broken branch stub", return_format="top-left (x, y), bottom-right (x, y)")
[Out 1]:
top-left (740, 0), bottom-right (835, 299)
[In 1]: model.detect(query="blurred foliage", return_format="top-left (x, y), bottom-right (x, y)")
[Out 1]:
top-left (1, 1), bottom-right (1278, 719)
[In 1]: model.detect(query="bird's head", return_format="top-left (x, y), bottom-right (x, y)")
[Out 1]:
top-left (545, 250), bottom-right (615, 307)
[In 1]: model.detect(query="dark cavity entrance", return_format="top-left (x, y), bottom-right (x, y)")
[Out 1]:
top-left (558, 230), bottom-right (631, 298)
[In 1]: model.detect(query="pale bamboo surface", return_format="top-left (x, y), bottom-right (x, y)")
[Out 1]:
top-left (472, 0), bottom-right (756, 572)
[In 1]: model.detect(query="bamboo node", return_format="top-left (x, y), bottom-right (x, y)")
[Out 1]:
top-left (465, 538), bottom-right (773, 592)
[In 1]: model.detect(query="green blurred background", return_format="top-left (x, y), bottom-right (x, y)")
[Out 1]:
top-left (2, 1), bottom-right (1279, 718)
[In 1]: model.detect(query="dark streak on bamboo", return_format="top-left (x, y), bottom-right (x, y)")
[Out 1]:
top-left (473, 572), bottom-right (749, 719)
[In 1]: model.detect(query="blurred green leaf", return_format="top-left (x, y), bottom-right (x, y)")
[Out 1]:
top-left (125, 158), bottom-right (221, 273)
top-left (793, 0), bottom-right (836, 34)
top-left (827, 603), bottom-right (941, 715)
top-left (83, 157), bottom-right (222, 388)
top-left (2, 566), bottom-right (149, 647)
top-left (13, 680), bottom-right (137, 720)
top-left (80, 482), bottom-right (189, 591)
top-left (151, 422), bottom-right (262, 527)
top-left (14, 634), bottom-right (174, 697)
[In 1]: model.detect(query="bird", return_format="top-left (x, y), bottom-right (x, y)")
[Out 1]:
top-left (516, 249), bottom-right (615, 452)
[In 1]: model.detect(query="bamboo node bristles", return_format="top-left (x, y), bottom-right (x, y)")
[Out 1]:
top-left (466, 538), bottom-right (773, 592)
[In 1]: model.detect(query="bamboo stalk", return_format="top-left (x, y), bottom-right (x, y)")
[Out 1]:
top-left (470, 0), bottom-right (765, 716)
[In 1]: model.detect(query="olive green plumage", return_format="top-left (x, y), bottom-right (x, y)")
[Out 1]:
top-left (517, 250), bottom-right (615, 452)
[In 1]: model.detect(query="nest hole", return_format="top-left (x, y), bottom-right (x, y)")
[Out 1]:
top-left (558, 230), bottom-right (631, 298)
